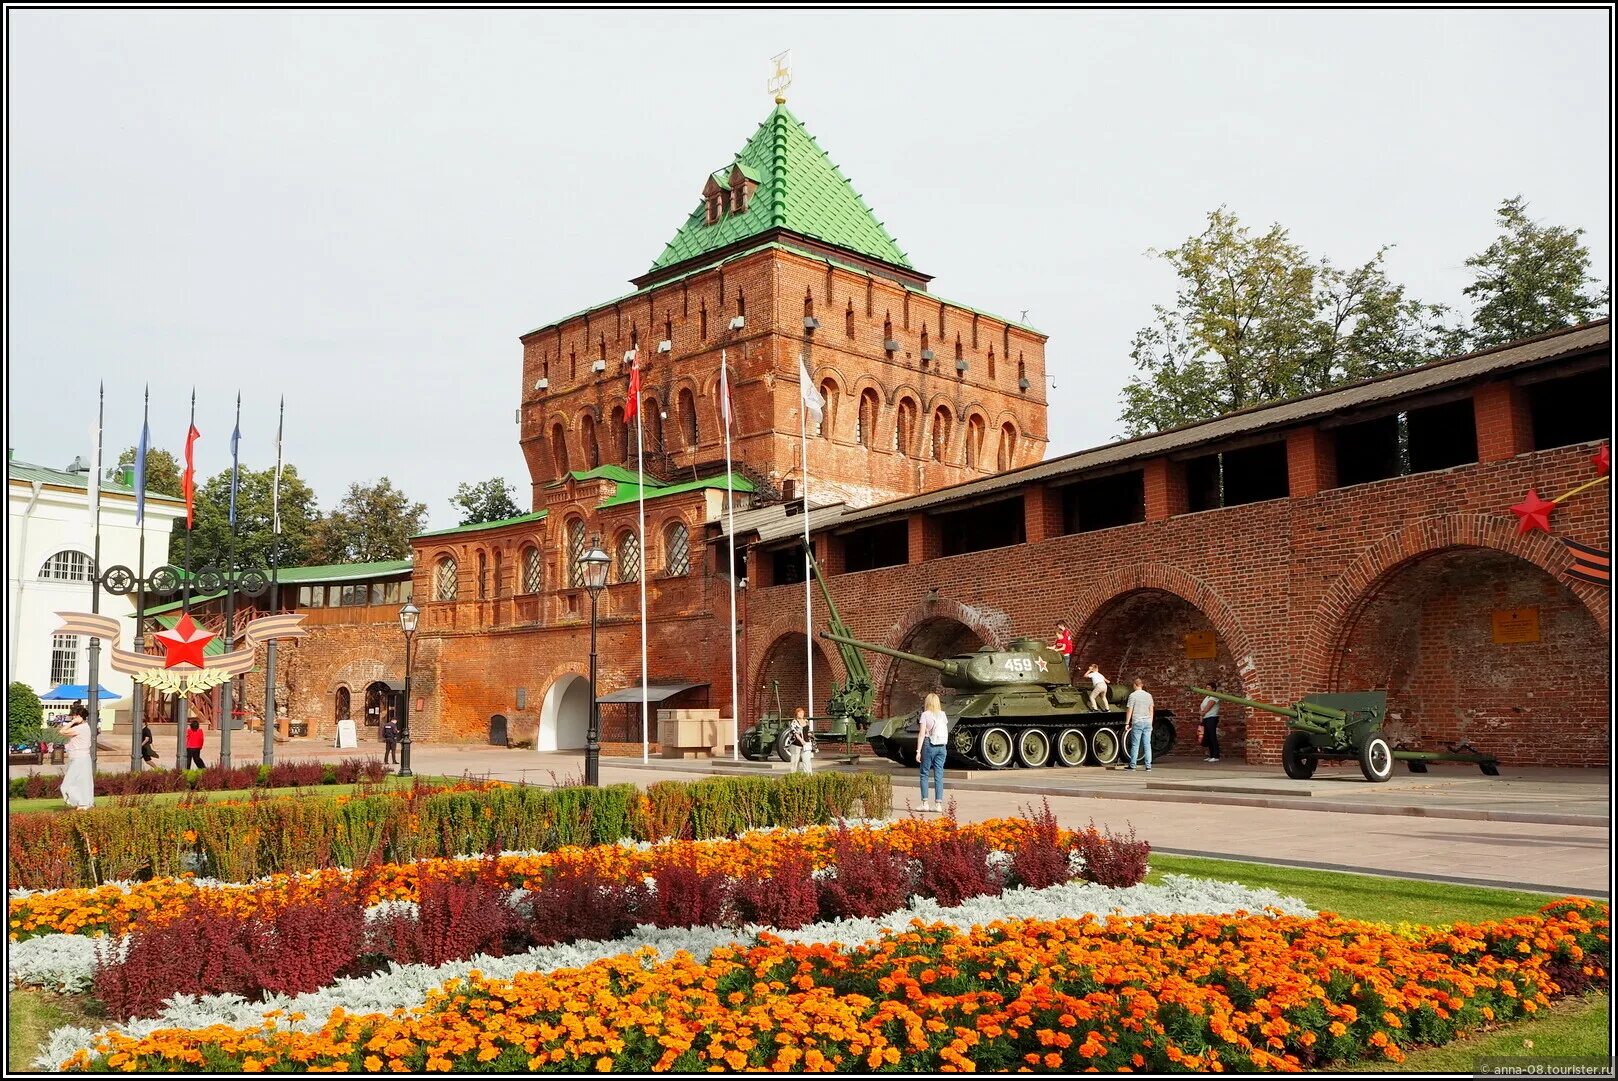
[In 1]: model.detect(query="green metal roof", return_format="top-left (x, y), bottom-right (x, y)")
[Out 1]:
top-left (650, 105), bottom-right (912, 275)
top-left (413, 511), bottom-right (548, 540)
top-left (7, 457), bottom-right (186, 504)
top-left (151, 612), bottom-right (229, 656)
top-left (595, 473), bottom-right (756, 510)
top-left (141, 560), bottom-right (413, 616)
top-left (551, 464), bottom-right (660, 488)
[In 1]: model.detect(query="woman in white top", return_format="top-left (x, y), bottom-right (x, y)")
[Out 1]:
top-left (59, 705), bottom-right (96, 810)
top-left (916, 692), bottom-right (949, 813)
top-left (787, 707), bottom-right (814, 775)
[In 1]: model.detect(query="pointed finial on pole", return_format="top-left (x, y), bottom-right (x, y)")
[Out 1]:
top-left (768, 50), bottom-right (792, 105)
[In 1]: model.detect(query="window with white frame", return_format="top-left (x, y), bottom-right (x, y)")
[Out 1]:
top-left (664, 522), bottom-right (690, 577)
top-left (435, 557), bottom-right (459, 601)
top-left (567, 519), bottom-right (587, 587)
top-left (616, 531), bottom-right (641, 583)
top-left (39, 550), bottom-right (94, 581)
top-left (522, 545), bottom-right (543, 594)
top-left (50, 634), bottom-right (79, 685)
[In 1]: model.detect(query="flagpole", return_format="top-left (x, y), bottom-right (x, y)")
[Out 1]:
top-left (722, 349), bottom-right (739, 761)
top-left (635, 359), bottom-right (649, 765)
top-left (176, 388), bottom-right (196, 771)
top-left (130, 387), bottom-right (150, 774)
top-left (220, 392), bottom-right (241, 768)
top-left (87, 383), bottom-right (104, 771)
top-left (263, 396), bottom-right (284, 766)
top-left (800, 361), bottom-right (814, 726)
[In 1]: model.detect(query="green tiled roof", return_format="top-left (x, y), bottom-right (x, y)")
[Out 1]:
top-left (650, 105), bottom-right (912, 275)
top-left (595, 473), bottom-right (755, 510)
top-left (151, 612), bottom-right (228, 656)
top-left (7, 456), bottom-right (186, 504)
top-left (550, 464), bottom-right (660, 489)
top-left (413, 511), bottom-right (548, 540)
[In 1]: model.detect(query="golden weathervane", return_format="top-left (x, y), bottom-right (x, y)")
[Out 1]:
top-left (768, 51), bottom-right (792, 104)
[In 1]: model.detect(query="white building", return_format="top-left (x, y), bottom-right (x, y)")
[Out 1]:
top-left (7, 449), bottom-right (184, 721)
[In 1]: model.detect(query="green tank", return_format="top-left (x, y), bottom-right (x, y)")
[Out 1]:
top-left (820, 632), bottom-right (1177, 770)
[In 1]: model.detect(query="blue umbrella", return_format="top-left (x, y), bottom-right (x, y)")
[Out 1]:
top-left (40, 685), bottom-right (123, 701)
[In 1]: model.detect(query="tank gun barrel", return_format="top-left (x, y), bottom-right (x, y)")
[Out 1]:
top-left (820, 633), bottom-right (964, 678)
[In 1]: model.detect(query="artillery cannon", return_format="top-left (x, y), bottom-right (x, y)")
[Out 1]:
top-left (1190, 687), bottom-right (1501, 782)
top-left (824, 632), bottom-right (1175, 770)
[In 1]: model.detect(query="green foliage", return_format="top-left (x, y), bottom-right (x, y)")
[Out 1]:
top-left (113, 446), bottom-right (183, 498)
top-left (310, 477), bottom-right (428, 563)
top-left (7, 682), bottom-right (44, 746)
top-left (1462, 196), bottom-right (1610, 349)
top-left (186, 463), bottom-right (323, 572)
top-left (451, 477), bottom-right (524, 526)
top-left (1122, 208), bottom-right (1455, 436)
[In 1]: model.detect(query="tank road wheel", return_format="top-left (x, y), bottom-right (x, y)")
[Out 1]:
top-left (1281, 732), bottom-right (1317, 780)
top-left (1055, 728), bottom-right (1088, 768)
top-left (951, 727), bottom-right (974, 757)
top-left (976, 727), bottom-right (1015, 769)
top-left (1150, 717), bottom-right (1176, 759)
top-left (1090, 728), bottom-right (1122, 766)
top-left (1014, 728), bottom-right (1051, 768)
top-left (1359, 734), bottom-right (1394, 783)
top-left (897, 746), bottom-right (919, 769)
top-left (773, 730), bottom-right (794, 763)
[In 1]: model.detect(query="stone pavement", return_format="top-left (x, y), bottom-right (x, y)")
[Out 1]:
top-left (16, 731), bottom-right (1610, 897)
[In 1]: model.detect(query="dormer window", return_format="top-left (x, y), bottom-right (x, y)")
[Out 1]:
top-left (706, 193), bottom-right (723, 225)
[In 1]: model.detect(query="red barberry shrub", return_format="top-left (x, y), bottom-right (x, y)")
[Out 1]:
top-left (252, 887), bottom-right (368, 996)
top-left (816, 823), bottom-right (912, 921)
top-left (646, 847), bottom-right (732, 929)
top-left (1008, 799), bottom-right (1072, 891)
top-left (93, 901), bottom-right (259, 1020)
top-left (1075, 820), bottom-right (1150, 888)
top-left (358, 758), bottom-right (389, 784)
top-left (525, 861), bottom-right (650, 946)
top-left (912, 824), bottom-right (1000, 906)
top-left (732, 846), bottom-right (820, 930)
top-left (266, 760), bottom-right (327, 789)
top-left (194, 765), bottom-right (261, 792)
top-left (373, 874), bottom-right (517, 966)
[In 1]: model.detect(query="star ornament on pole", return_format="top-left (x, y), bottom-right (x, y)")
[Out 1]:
top-left (154, 613), bottom-right (216, 669)
top-left (1509, 489), bottom-right (1557, 535)
top-left (1592, 444), bottom-right (1610, 477)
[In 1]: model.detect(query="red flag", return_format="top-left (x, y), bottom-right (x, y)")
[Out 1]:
top-left (182, 423), bottom-right (201, 527)
top-left (625, 361), bottom-right (641, 423)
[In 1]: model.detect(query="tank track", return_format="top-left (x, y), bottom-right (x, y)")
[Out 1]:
top-left (873, 713), bottom-right (1177, 770)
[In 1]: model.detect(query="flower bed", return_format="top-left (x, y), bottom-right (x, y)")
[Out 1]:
top-left (7, 772), bottom-right (893, 890)
top-left (8, 757), bottom-right (392, 800)
top-left (47, 898), bottom-right (1609, 1073)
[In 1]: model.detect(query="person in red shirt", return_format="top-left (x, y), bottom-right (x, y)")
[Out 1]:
top-left (184, 718), bottom-right (206, 770)
top-left (1054, 622), bottom-right (1075, 661)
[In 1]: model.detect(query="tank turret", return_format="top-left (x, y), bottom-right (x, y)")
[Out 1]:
top-left (819, 633), bottom-right (1071, 690)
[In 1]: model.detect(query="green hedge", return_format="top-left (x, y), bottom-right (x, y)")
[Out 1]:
top-left (6, 771), bottom-right (892, 889)
top-left (7, 682), bottom-right (44, 746)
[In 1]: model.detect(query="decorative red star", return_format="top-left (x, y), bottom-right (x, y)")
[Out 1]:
top-left (155, 613), bottom-right (215, 669)
top-left (1035, 656), bottom-right (1049, 674)
top-left (1510, 489), bottom-right (1557, 535)
top-left (1593, 445), bottom-right (1610, 477)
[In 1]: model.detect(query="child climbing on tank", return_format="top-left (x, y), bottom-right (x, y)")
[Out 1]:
top-left (1083, 663), bottom-right (1109, 710)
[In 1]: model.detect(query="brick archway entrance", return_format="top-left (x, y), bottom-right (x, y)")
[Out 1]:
top-left (876, 616), bottom-right (988, 718)
top-left (754, 633), bottom-right (833, 721)
top-left (538, 673), bottom-right (590, 753)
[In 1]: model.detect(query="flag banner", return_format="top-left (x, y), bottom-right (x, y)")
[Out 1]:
top-left (719, 350), bottom-right (733, 432)
top-left (798, 357), bottom-right (823, 426)
top-left (625, 359), bottom-right (641, 422)
top-left (1563, 538), bottom-right (1610, 586)
top-left (229, 403), bottom-right (241, 528)
top-left (134, 412), bottom-right (150, 526)
top-left (88, 396), bottom-right (103, 539)
top-left (272, 398), bottom-right (284, 535)
top-left (182, 423), bottom-right (201, 528)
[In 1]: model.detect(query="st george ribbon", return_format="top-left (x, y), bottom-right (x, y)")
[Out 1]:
top-left (53, 610), bottom-right (308, 697)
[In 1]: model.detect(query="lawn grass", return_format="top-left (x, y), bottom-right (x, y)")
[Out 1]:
top-left (7, 774), bottom-right (470, 814)
top-left (1358, 992), bottom-right (1610, 1071)
top-left (7, 989), bottom-right (105, 1073)
top-left (1147, 852), bottom-right (1587, 925)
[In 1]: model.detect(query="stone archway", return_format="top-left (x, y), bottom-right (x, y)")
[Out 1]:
top-left (753, 632), bottom-right (833, 721)
top-left (876, 616), bottom-right (988, 718)
top-left (1323, 545), bottom-right (1607, 766)
top-left (538, 673), bottom-right (591, 753)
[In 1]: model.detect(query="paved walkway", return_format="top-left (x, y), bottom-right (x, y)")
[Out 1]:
top-left (16, 732), bottom-right (1609, 897)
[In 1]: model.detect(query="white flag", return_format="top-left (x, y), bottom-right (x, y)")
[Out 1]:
top-left (798, 357), bottom-right (823, 426)
top-left (719, 351), bottom-right (733, 432)
top-left (87, 418), bottom-right (102, 540)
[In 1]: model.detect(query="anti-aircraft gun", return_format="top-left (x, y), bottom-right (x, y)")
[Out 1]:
top-left (1189, 687), bottom-right (1501, 782)
top-left (821, 632), bottom-right (1176, 770)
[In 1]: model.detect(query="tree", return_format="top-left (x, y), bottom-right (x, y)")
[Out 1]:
top-left (113, 446), bottom-right (184, 498)
top-left (310, 478), bottom-right (428, 564)
top-left (8, 682), bottom-right (44, 747)
top-left (1461, 196), bottom-right (1609, 349)
top-left (1121, 208), bottom-right (1453, 436)
top-left (451, 477), bottom-right (523, 526)
top-left (184, 463), bottom-right (323, 572)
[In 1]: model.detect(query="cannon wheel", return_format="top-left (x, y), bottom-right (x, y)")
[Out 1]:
top-left (977, 727), bottom-right (1015, 769)
top-left (1090, 727), bottom-right (1122, 766)
top-left (1055, 728), bottom-right (1088, 768)
top-left (1014, 728), bottom-right (1051, 768)
top-left (1359, 734), bottom-right (1394, 783)
top-left (773, 730), bottom-right (794, 763)
top-left (1150, 718), bottom-right (1176, 758)
top-left (740, 739), bottom-right (762, 761)
top-left (1281, 733), bottom-right (1317, 780)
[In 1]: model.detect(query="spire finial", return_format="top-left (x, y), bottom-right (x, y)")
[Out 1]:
top-left (768, 50), bottom-right (791, 105)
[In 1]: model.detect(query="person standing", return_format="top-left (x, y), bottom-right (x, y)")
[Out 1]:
top-left (916, 693), bottom-right (949, 813)
top-left (1124, 678), bottom-right (1155, 771)
top-left (59, 704), bottom-right (96, 810)
top-left (1199, 681), bottom-right (1222, 763)
top-left (184, 718), bottom-right (207, 770)
top-left (381, 714), bottom-right (399, 765)
top-left (786, 707), bottom-right (814, 775)
top-left (140, 721), bottom-right (159, 765)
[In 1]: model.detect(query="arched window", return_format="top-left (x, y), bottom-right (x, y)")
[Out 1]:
top-left (931, 406), bottom-right (952, 462)
top-left (550, 423), bottom-right (569, 475)
top-left (894, 398), bottom-right (918, 456)
top-left (965, 415), bottom-right (986, 470)
top-left (803, 290), bottom-right (814, 319)
top-left (39, 550), bottom-right (94, 581)
top-left (435, 556), bottom-right (458, 601)
top-left (610, 405), bottom-right (628, 463)
top-left (521, 544), bottom-right (543, 594)
top-left (476, 551), bottom-right (488, 599)
top-left (679, 387), bottom-right (699, 448)
top-left (664, 521), bottom-right (690, 577)
top-left (856, 388), bottom-right (880, 447)
top-left (998, 422), bottom-right (1017, 471)
top-left (845, 301), bottom-right (855, 338)
top-left (987, 347), bottom-right (997, 381)
top-left (616, 530), bottom-right (641, 583)
top-left (818, 380), bottom-right (837, 439)
top-left (567, 518), bottom-right (587, 587)
top-left (580, 414), bottom-right (600, 469)
top-left (335, 686), bottom-right (351, 722)
top-left (643, 399), bottom-right (663, 455)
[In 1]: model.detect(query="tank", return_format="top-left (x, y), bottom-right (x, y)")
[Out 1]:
top-left (820, 632), bottom-right (1177, 770)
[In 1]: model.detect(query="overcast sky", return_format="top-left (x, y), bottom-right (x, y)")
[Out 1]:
top-left (8, 9), bottom-right (1610, 530)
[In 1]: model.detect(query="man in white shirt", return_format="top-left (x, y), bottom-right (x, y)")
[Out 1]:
top-left (1124, 678), bottom-right (1155, 771)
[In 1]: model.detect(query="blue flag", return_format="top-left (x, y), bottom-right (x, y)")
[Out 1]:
top-left (134, 412), bottom-right (150, 526)
top-left (229, 406), bottom-right (241, 528)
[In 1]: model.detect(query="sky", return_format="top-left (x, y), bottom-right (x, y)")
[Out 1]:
top-left (7, 9), bottom-right (1611, 530)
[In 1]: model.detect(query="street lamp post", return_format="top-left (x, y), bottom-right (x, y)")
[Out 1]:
top-left (578, 535), bottom-right (611, 786)
top-left (398, 601), bottom-right (419, 778)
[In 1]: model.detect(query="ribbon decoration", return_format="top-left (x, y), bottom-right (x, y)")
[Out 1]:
top-left (54, 611), bottom-right (308, 697)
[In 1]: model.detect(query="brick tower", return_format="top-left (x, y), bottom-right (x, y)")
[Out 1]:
top-left (518, 103), bottom-right (1050, 511)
